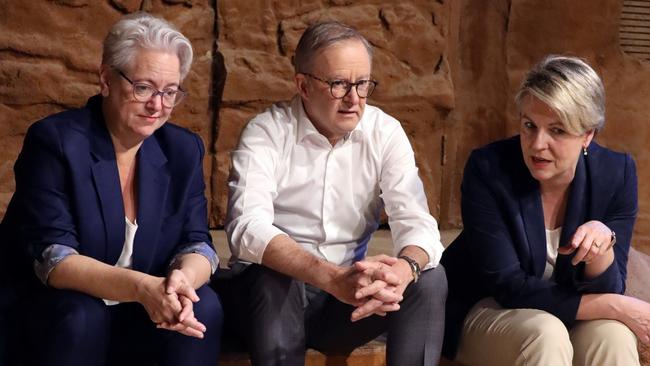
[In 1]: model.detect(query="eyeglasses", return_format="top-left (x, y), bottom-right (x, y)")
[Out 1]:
top-left (303, 73), bottom-right (378, 99)
top-left (117, 70), bottom-right (186, 108)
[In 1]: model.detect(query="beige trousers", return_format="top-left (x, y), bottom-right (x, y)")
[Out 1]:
top-left (454, 298), bottom-right (640, 366)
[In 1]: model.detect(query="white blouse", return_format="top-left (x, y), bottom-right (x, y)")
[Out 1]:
top-left (543, 227), bottom-right (562, 281)
top-left (103, 217), bottom-right (138, 306)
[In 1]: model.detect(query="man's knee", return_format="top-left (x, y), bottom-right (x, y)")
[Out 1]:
top-left (247, 265), bottom-right (298, 296)
top-left (238, 265), bottom-right (305, 321)
top-left (219, 265), bottom-right (306, 363)
top-left (245, 266), bottom-right (304, 337)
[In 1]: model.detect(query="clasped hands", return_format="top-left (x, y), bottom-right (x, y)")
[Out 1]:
top-left (137, 269), bottom-right (206, 338)
top-left (331, 254), bottom-right (413, 322)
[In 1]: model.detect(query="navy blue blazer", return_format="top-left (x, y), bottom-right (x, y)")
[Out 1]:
top-left (441, 136), bottom-right (638, 358)
top-left (1, 95), bottom-right (213, 293)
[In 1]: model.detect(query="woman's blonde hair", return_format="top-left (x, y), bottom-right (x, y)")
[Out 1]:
top-left (515, 55), bottom-right (605, 135)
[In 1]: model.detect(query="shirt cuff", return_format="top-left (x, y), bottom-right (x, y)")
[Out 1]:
top-left (170, 242), bottom-right (219, 275)
top-left (235, 224), bottom-right (286, 264)
top-left (393, 235), bottom-right (444, 271)
top-left (33, 244), bottom-right (79, 285)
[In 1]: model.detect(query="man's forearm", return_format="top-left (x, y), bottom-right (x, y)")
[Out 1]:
top-left (261, 233), bottom-right (339, 291)
top-left (398, 245), bottom-right (430, 270)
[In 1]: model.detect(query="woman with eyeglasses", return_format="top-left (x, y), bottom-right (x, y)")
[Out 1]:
top-left (0, 12), bottom-right (222, 365)
top-left (441, 55), bottom-right (647, 365)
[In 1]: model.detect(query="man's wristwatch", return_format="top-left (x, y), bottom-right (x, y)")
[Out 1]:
top-left (398, 255), bottom-right (421, 283)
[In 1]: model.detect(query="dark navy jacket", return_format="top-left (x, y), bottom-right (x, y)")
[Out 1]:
top-left (441, 136), bottom-right (637, 358)
top-left (0, 95), bottom-right (212, 294)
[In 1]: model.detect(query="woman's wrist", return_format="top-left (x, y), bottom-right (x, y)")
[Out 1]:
top-left (583, 249), bottom-right (615, 279)
top-left (133, 272), bottom-right (157, 303)
top-left (179, 267), bottom-right (198, 288)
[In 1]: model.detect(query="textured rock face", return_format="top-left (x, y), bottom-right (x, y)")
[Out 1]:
top-left (214, 0), bottom-right (453, 226)
top-left (3, 1), bottom-right (650, 257)
top-left (0, 0), bottom-right (216, 216)
top-left (441, 0), bottom-right (650, 254)
top-left (4, 1), bottom-right (650, 363)
top-left (503, 0), bottom-right (650, 252)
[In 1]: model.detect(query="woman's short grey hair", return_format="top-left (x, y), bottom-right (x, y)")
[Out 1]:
top-left (102, 12), bottom-right (193, 81)
top-left (515, 55), bottom-right (605, 135)
top-left (294, 21), bottom-right (373, 74)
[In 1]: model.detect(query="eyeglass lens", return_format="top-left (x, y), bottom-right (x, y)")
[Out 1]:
top-left (132, 84), bottom-right (182, 107)
top-left (330, 80), bottom-right (376, 99)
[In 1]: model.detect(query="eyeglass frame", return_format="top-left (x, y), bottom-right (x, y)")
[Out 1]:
top-left (116, 69), bottom-right (187, 108)
top-left (302, 72), bottom-right (378, 99)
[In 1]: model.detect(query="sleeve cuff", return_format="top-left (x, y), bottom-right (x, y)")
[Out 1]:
top-left (33, 244), bottom-right (79, 285)
top-left (170, 242), bottom-right (219, 275)
top-left (234, 224), bottom-right (286, 264)
top-left (574, 260), bottom-right (623, 294)
top-left (393, 235), bottom-right (444, 271)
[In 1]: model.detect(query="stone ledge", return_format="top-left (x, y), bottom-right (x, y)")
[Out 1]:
top-left (219, 340), bottom-right (465, 366)
top-left (212, 231), bottom-right (650, 365)
top-left (219, 340), bottom-right (386, 366)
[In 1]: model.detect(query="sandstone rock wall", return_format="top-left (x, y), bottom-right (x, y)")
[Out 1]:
top-left (213, 0), bottom-right (453, 226)
top-left (0, 0), bottom-right (216, 217)
top-left (3, 1), bottom-right (650, 254)
top-left (443, 0), bottom-right (650, 253)
top-left (502, 0), bottom-right (650, 251)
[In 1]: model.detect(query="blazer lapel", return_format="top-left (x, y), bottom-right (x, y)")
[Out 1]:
top-left (89, 113), bottom-right (125, 265)
top-left (133, 136), bottom-right (170, 273)
top-left (556, 154), bottom-right (588, 283)
top-left (518, 176), bottom-right (547, 278)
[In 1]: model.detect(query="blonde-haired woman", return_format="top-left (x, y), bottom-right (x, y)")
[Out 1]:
top-left (442, 55), bottom-right (648, 365)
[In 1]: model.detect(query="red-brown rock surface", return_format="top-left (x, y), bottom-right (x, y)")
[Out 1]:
top-left (3, 0), bottom-right (650, 261)
top-left (213, 0), bottom-right (453, 226)
top-left (0, 0), bottom-right (216, 216)
top-left (503, 0), bottom-right (650, 253)
top-left (3, 1), bottom-right (650, 362)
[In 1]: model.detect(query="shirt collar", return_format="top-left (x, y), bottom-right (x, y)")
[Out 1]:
top-left (294, 95), bottom-right (320, 143)
top-left (293, 95), bottom-right (365, 144)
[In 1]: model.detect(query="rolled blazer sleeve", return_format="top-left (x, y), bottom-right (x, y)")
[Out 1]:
top-left (170, 134), bottom-right (219, 273)
top-left (573, 153), bottom-right (637, 294)
top-left (14, 120), bottom-right (81, 261)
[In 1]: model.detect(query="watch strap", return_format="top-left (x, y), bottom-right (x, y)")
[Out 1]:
top-left (608, 230), bottom-right (617, 250)
top-left (398, 255), bottom-right (421, 283)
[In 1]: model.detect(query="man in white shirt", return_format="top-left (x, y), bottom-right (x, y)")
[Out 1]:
top-left (216, 21), bottom-right (447, 365)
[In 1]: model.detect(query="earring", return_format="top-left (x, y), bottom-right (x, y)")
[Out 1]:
top-left (583, 146), bottom-right (588, 156)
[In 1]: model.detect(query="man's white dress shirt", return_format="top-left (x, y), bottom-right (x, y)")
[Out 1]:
top-left (226, 95), bottom-right (443, 270)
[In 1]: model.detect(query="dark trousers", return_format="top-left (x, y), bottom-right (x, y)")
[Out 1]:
top-left (10, 285), bottom-right (223, 366)
top-left (214, 263), bottom-right (447, 366)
